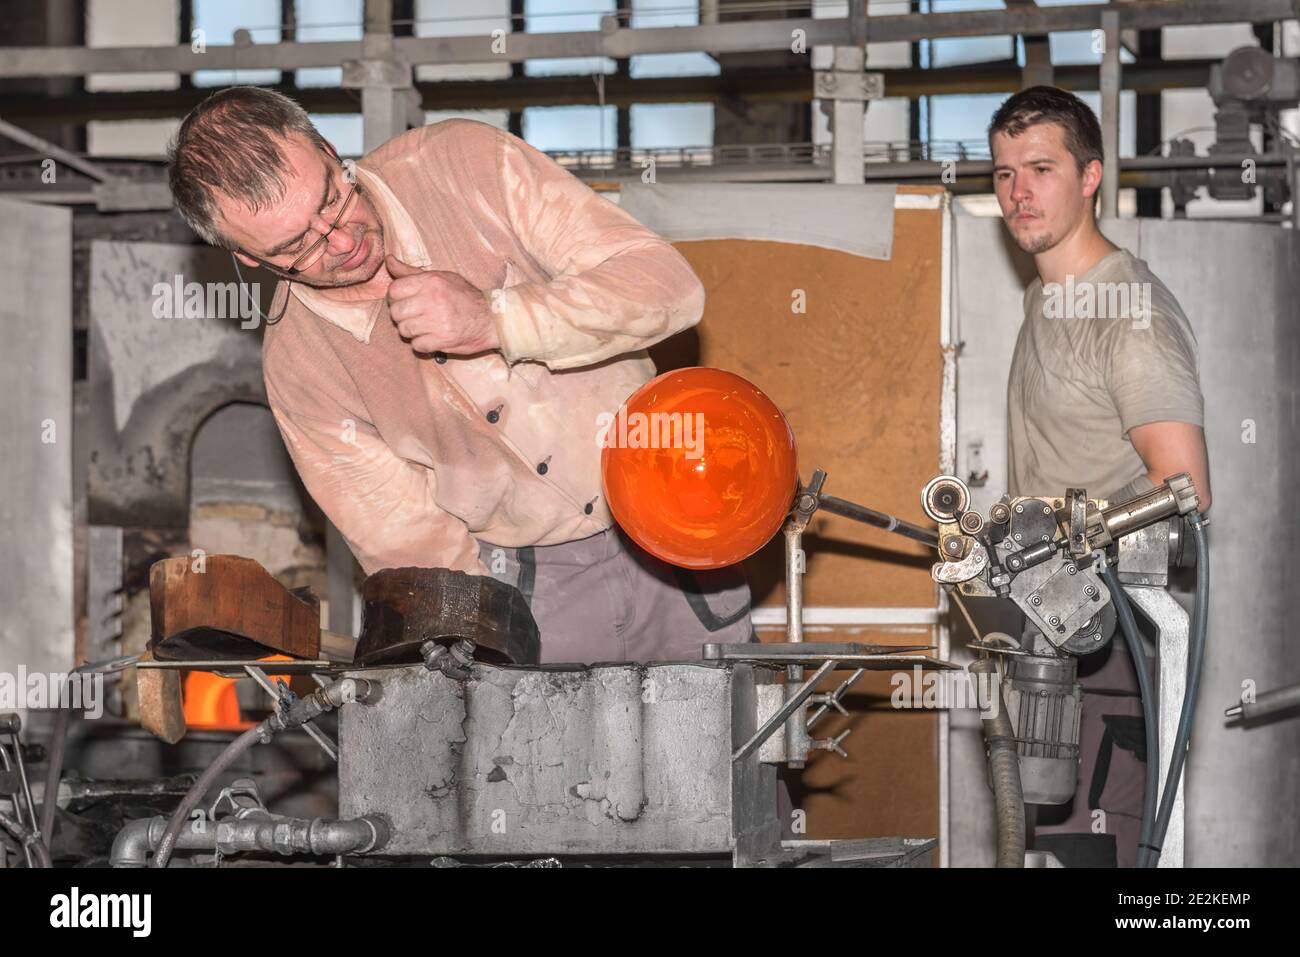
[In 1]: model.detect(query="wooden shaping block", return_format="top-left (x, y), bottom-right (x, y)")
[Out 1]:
top-left (136, 649), bottom-right (185, 745)
top-left (354, 567), bottom-right (540, 667)
top-left (148, 555), bottom-right (321, 661)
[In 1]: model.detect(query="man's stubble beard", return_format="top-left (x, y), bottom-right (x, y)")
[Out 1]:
top-left (1015, 229), bottom-right (1058, 255)
top-left (297, 221), bottom-right (386, 289)
top-left (1005, 211), bottom-right (1058, 255)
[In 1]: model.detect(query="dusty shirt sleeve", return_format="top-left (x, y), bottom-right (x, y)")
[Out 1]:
top-left (483, 127), bottom-right (706, 370)
top-left (266, 393), bottom-right (489, 579)
top-left (1103, 309), bottom-right (1205, 435)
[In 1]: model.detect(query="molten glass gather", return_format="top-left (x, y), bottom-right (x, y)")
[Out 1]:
top-left (600, 367), bottom-right (798, 570)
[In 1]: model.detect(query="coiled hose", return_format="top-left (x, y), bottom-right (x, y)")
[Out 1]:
top-left (970, 657), bottom-right (1025, 867)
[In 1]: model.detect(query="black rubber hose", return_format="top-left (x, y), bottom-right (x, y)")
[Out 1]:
top-left (971, 658), bottom-right (1025, 867)
top-left (1099, 561), bottom-right (1159, 868)
top-left (1147, 512), bottom-right (1209, 866)
top-left (150, 725), bottom-right (264, 868)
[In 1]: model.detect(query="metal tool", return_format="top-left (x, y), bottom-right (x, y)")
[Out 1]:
top-left (243, 666), bottom-right (338, 762)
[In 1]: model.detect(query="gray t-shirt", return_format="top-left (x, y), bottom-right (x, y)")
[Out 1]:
top-left (1006, 248), bottom-right (1204, 502)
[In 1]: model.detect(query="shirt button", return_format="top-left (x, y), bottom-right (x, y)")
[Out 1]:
top-left (536, 462), bottom-right (548, 475)
top-left (434, 351), bottom-right (447, 364)
top-left (486, 408), bottom-right (501, 424)
top-left (584, 502), bottom-right (594, 515)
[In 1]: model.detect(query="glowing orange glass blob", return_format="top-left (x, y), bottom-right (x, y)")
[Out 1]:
top-left (601, 367), bottom-right (798, 570)
top-left (182, 656), bottom-right (294, 732)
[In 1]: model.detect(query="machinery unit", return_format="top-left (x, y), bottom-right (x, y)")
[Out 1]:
top-left (0, 462), bottom-right (1212, 870)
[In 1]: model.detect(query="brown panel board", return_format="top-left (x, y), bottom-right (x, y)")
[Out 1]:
top-left (645, 192), bottom-right (949, 859)
top-left (649, 204), bottom-right (945, 612)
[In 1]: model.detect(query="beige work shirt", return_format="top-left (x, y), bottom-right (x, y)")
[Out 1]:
top-left (262, 120), bottom-right (704, 577)
top-left (1006, 248), bottom-right (1204, 502)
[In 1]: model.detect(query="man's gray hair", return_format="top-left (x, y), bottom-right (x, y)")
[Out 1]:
top-left (167, 86), bottom-right (328, 248)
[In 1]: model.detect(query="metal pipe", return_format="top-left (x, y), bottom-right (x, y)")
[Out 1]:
top-left (1100, 10), bottom-right (1121, 218)
top-left (1225, 682), bottom-right (1300, 722)
top-left (6, 731), bottom-right (39, 846)
top-left (970, 658), bottom-right (1025, 868)
top-left (1101, 487), bottom-right (1182, 541)
top-left (149, 726), bottom-right (264, 869)
top-left (243, 666), bottom-right (337, 762)
top-left (0, 717), bottom-right (40, 844)
top-left (861, 153), bottom-right (1288, 180)
top-left (1291, 144), bottom-right (1300, 231)
top-left (784, 525), bottom-right (804, 645)
top-left (817, 493), bottom-right (940, 547)
top-left (1086, 474), bottom-right (1199, 549)
top-left (39, 705), bottom-right (70, 850)
top-left (0, 1), bottom-right (1291, 78)
top-left (0, 115), bottom-right (113, 182)
top-left (151, 677), bottom-right (373, 867)
top-left (111, 817), bottom-right (171, 868)
top-left (733, 659), bottom-right (837, 764)
top-left (783, 519), bottom-right (809, 765)
top-left (0, 806), bottom-right (46, 868)
top-left (0, 59), bottom-right (1222, 123)
top-left (0, 746), bottom-right (33, 867)
top-left (112, 813), bottom-right (388, 867)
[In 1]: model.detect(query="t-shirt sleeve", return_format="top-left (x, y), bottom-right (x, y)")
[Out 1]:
top-left (1103, 309), bottom-right (1205, 434)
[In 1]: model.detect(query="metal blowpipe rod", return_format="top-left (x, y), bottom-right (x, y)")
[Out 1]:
top-left (816, 493), bottom-right (940, 548)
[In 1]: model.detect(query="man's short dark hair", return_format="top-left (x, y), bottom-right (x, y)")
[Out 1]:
top-left (167, 86), bottom-right (328, 248)
top-left (988, 86), bottom-right (1104, 173)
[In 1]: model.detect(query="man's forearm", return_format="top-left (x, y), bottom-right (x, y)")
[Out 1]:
top-left (1128, 420), bottom-right (1212, 512)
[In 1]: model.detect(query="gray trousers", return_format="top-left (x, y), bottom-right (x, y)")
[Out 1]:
top-left (475, 528), bottom-right (755, 665)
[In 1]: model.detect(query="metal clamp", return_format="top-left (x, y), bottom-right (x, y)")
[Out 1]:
top-left (814, 70), bottom-right (884, 101)
top-left (1066, 487), bottom-right (1091, 559)
top-left (932, 539), bottom-right (988, 584)
top-left (243, 666), bottom-right (338, 762)
top-left (810, 728), bottom-right (852, 759)
top-left (421, 639), bottom-right (477, 681)
top-left (806, 668), bottom-right (866, 731)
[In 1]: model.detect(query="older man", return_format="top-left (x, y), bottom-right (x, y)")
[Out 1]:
top-left (167, 87), bottom-right (753, 663)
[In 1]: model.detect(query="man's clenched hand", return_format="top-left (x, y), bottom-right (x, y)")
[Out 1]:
top-left (385, 255), bottom-right (501, 356)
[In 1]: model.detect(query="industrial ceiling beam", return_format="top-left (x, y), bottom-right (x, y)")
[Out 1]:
top-left (0, 1), bottom-right (1289, 79)
top-left (858, 0), bottom-right (1296, 42)
top-left (0, 59), bottom-right (1220, 123)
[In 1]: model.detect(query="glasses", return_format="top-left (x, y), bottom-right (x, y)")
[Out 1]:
top-left (239, 156), bottom-right (362, 279)
top-left (232, 154), bottom-right (362, 325)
